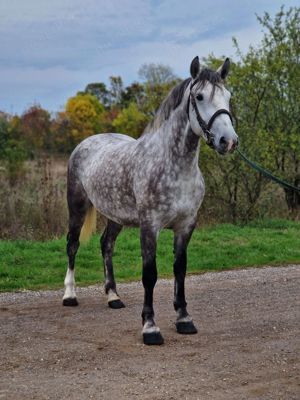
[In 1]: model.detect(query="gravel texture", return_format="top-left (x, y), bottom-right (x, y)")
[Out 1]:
top-left (0, 265), bottom-right (299, 399)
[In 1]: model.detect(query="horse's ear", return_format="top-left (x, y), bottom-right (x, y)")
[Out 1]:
top-left (190, 56), bottom-right (200, 79)
top-left (217, 57), bottom-right (230, 79)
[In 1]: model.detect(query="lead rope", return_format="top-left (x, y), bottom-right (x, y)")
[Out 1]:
top-left (236, 148), bottom-right (300, 193)
top-left (188, 83), bottom-right (299, 193)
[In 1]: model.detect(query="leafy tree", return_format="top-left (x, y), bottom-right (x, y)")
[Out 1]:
top-left (200, 56), bottom-right (270, 222)
top-left (142, 81), bottom-right (179, 118)
top-left (0, 113), bottom-right (27, 184)
top-left (85, 82), bottom-right (110, 107)
top-left (255, 7), bottom-right (300, 211)
top-left (98, 106), bottom-right (121, 133)
top-left (51, 111), bottom-right (73, 153)
top-left (120, 82), bottom-right (145, 108)
top-left (18, 105), bottom-right (52, 155)
top-left (201, 6), bottom-right (300, 221)
top-left (112, 103), bottom-right (148, 138)
top-left (65, 93), bottom-right (105, 143)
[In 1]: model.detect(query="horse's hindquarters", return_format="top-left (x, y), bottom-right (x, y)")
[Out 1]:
top-left (69, 134), bottom-right (139, 227)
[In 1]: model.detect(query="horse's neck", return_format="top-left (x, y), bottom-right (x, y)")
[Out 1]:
top-left (157, 105), bottom-right (200, 163)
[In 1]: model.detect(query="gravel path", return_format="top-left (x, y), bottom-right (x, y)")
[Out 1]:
top-left (0, 265), bottom-right (299, 399)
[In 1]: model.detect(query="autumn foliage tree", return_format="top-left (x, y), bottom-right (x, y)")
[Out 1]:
top-left (19, 105), bottom-right (52, 155)
top-left (65, 93), bottom-right (105, 144)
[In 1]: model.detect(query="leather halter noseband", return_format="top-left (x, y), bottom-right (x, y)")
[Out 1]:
top-left (186, 79), bottom-right (233, 147)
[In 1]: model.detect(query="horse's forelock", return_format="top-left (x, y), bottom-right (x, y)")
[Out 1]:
top-left (198, 68), bottom-right (222, 87)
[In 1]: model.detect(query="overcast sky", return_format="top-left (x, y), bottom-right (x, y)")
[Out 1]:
top-left (0, 0), bottom-right (298, 114)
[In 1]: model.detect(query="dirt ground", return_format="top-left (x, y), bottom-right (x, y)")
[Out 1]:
top-left (0, 266), bottom-right (299, 400)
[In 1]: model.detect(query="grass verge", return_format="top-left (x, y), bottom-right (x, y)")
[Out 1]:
top-left (0, 219), bottom-right (299, 292)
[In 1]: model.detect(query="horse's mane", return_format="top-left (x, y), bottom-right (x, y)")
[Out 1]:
top-left (143, 68), bottom-right (222, 134)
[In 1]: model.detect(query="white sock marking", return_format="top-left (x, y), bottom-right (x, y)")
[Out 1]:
top-left (107, 290), bottom-right (120, 303)
top-left (63, 268), bottom-right (76, 300)
top-left (176, 312), bottom-right (193, 323)
top-left (142, 321), bottom-right (160, 334)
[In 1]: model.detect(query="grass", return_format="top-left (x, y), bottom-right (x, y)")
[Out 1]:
top-left (0, 219), bottom-right (300, 292)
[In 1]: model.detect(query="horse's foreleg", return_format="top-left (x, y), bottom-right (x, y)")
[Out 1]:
top-left (100, 219), bottom-right (124, 309)
top-left (173, 225), bottom-right (197, 334)
top-left (140, 224), bottom-right (164, 345)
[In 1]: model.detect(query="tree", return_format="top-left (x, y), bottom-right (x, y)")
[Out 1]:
top-left (109, 76), bottom-right (124, 105)
top-left (0, 113), bottom-right (9, 157)
top-left (85, 82), bottom-right (110, 107)
top-left (255, 7), bottom-right (300, 211)
top-left (51, 111), bottom-right (73, 153)
top-left (97, 106), bottom-right (121, 133)
top-left (137, 63), bottom-right (180, 118)
top-left (112, 103), bottom-right (148, 138)
top-left (65, 93), bottom-right (105, 143)
top-left (120, 82), bottom-right (145, 108)
top-left (138, 63), bottom-right (178, 86)
top-left (19, 105), bottom-right (52, 155)
top-left (200, 6), bottom-right (300, 221)
top-left (0, 113), bottom-right (27, 184)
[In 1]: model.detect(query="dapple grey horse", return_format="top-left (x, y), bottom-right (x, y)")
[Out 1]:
top-left (63, 56), bottom-right (238, 345)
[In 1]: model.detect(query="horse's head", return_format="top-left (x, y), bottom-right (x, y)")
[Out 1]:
top-left (187, 56), bottom-right (238, 155)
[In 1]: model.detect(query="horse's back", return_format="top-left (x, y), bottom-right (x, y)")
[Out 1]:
top-left (71, 133), bottom-right (135, 156)
top-left (69, 133), bottom-right (136, 171)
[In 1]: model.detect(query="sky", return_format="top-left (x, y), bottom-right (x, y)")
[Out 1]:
top-left (0, 0), bottom-right (298, 114)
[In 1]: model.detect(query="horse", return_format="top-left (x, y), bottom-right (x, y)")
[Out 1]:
top-left (62, 56), bottom-right (238, 345)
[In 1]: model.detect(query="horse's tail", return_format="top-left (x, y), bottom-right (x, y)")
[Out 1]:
top-left (79, 206), bottom-right (97, 243)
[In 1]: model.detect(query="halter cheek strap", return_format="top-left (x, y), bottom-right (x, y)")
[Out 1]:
top-left (186, 79), bottom-right (233, 147)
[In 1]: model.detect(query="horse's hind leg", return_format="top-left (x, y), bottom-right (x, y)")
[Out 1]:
top-left (173, 223), bottom-right (198, 334)
top-left (63, 184), bottom-right (91, 306)
top-left (100, 219), bottom-right (125, 309)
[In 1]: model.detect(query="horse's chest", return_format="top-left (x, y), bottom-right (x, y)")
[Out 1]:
top-left (169, 175), bottom-right (204, 214)
top-left (146, 170), bottom-right (205, 227)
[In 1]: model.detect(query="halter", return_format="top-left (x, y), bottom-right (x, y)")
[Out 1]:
top-left (186, 78), bottom-right (233, 147)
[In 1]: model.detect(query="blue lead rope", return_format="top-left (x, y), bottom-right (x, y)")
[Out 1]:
top-left (236, 149), bottom-right (300, 193)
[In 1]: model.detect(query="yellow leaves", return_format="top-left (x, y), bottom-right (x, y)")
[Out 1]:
top-left (65, 93), bottom-right (104, 143)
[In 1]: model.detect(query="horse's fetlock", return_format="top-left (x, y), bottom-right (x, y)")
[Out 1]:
top-left (174, 301), bottom-right (187, 313)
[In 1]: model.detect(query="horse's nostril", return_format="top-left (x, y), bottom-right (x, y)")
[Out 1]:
top-left (232, 138), bottom-right (239, 150)
top-left (220, 136), bottom-right (227, 146)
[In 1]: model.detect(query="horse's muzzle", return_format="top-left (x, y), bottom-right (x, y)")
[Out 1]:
top-left (216, 136), bottom-right (239, 155)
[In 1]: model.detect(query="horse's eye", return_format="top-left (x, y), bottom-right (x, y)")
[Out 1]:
top-left (196, 94), bottom-right (204, 101)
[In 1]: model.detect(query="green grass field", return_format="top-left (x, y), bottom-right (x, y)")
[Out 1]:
top-left (0, 219), bottom-right (299, 292)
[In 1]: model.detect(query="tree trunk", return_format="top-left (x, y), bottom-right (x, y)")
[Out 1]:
top-left (284, 177), bottom-right (300, 212)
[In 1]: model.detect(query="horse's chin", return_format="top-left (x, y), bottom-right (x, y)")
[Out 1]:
top-left (214, 147), bottom-right (227, 156)
top-left (215, 146), bottom-right (237, 156)
top-left (207, 140), bottom-right (227, 155)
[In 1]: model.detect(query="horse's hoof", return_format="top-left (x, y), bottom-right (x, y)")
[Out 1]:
top-left (108, 299), bottom-right (125, 309)
top-left (176, 321), bottom-right (198, 334)
top-left (143, 331), bottom-right (164, 345)
top-left (63, 297), bottom-right (78, 307)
